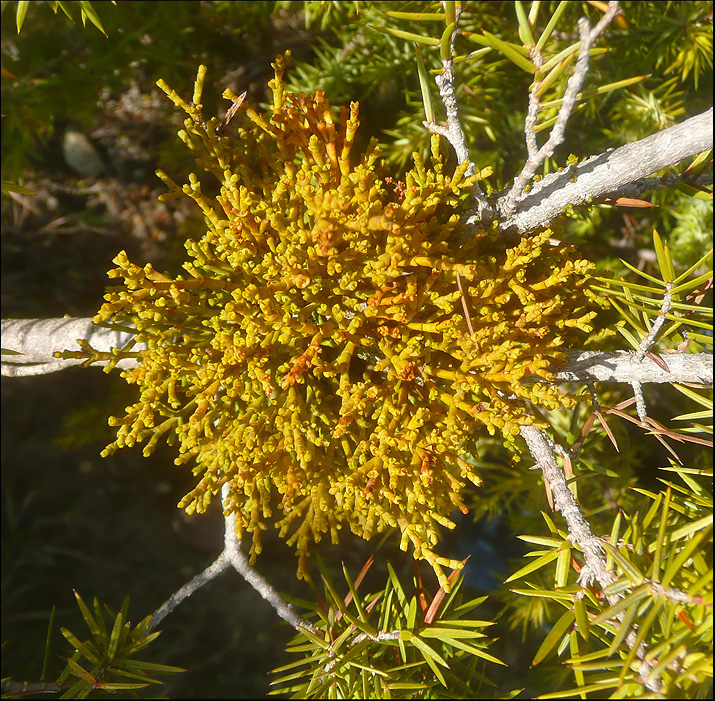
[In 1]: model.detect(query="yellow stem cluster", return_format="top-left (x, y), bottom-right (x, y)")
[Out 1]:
top-left (91, 52), bottom-right (607, 589)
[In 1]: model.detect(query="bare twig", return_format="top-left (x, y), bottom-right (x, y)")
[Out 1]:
top-left (149, 554), bottom-right (230, 631)
top-left (424, 12), bottom-right (493, 225)
top-left (501, 1), bottom-right (621, 217)
top-left (523, 46), bottom-right (545, 161)
top-left (149, 484), bottom-right (320, 636)
top-left (520, 425), bottom-right (613, 589)
top-left (630, 380), bottom-right (648, 421)
top-left (634, 283), bottom-right (674, 362)
top-left (523, 90), bottom-right (541, 161)
top-left (627, 284), bottom-right (676, 421)
top-left (219, 483), bottom-right (321, 635)
top-left (649, 581), bottom-right (708, 606)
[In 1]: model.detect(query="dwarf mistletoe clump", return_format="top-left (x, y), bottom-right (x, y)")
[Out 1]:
top-left (82, 52), bottom-right (606, 587)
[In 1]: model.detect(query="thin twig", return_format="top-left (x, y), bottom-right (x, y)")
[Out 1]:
top-left (149, 484), bottom-right (320, 636)
top-left (424, 11), bottom-right (493, 225)
top-left (630, 381), bottom-right (648, 421)
top-left (523, 89), bottom-right (540, 161)
top-left (149, 554), bottom-right (230, 631)
top-left (649, 581), bottom-right (708, 606)
top-left (629, 282), bottom-right (674, 421)
top-left (523, 46), bottom-right (545, 160)
top-left (634, 283), bottom-right (674, 362)
top-left (220, 483), bottom-right (321, 635)
top-left (350, 629), bottom-right (401, 646)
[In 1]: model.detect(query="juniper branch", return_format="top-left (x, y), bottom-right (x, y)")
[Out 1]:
top-left (634, 283), bottom-right (674, 362)
top-left (553, 350), bottom-right (713, 386)
top-left (519, 424), bottom-right (660, 693)
top-left (424, 8), bottom-right (493, 225)
top-left (520, 424), bottom-right (612, 589)
top-left (500, 107), bottom-right (713, 234)
top-left (220, 484), bottom-right (321, 636)
top-left (597, 171), bottom-right (713, 202)
top-left (149, 554), bottom-right (230, 631)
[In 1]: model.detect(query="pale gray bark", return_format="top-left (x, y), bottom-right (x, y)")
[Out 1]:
top-left (519, 424), bottom-right (659, 691)
top-left (498, 108), bottom-right (714, 234)
top-left (502, 2), bottom-right (622, 217)
top-left (554, 350), bottom-right (713, 386)
top-left (520, 425), bottom-right (613, 589)
top-left (1, 317), bottom-right (145, 377)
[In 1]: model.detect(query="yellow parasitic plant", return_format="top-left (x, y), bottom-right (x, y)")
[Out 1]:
top-left (86, 52), bottom-right (606, 588)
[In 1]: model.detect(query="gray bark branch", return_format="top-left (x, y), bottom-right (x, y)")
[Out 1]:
top-left (499, 107), bottom-right (713, 234)
top-left (4, 320), bottom-right (711, 389)
top-left (554, 350), bottom-right (713, 386)
top-left (502, 1), bottom-right (621, 216)
top-left (520, 424), bottom-right (659, 692)
top-left (149, 483), bottom-right (320, 636)
top-left (520, 425), bottom-right (613, 589)
top-left (1, 317), bottom-right (145, 377)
